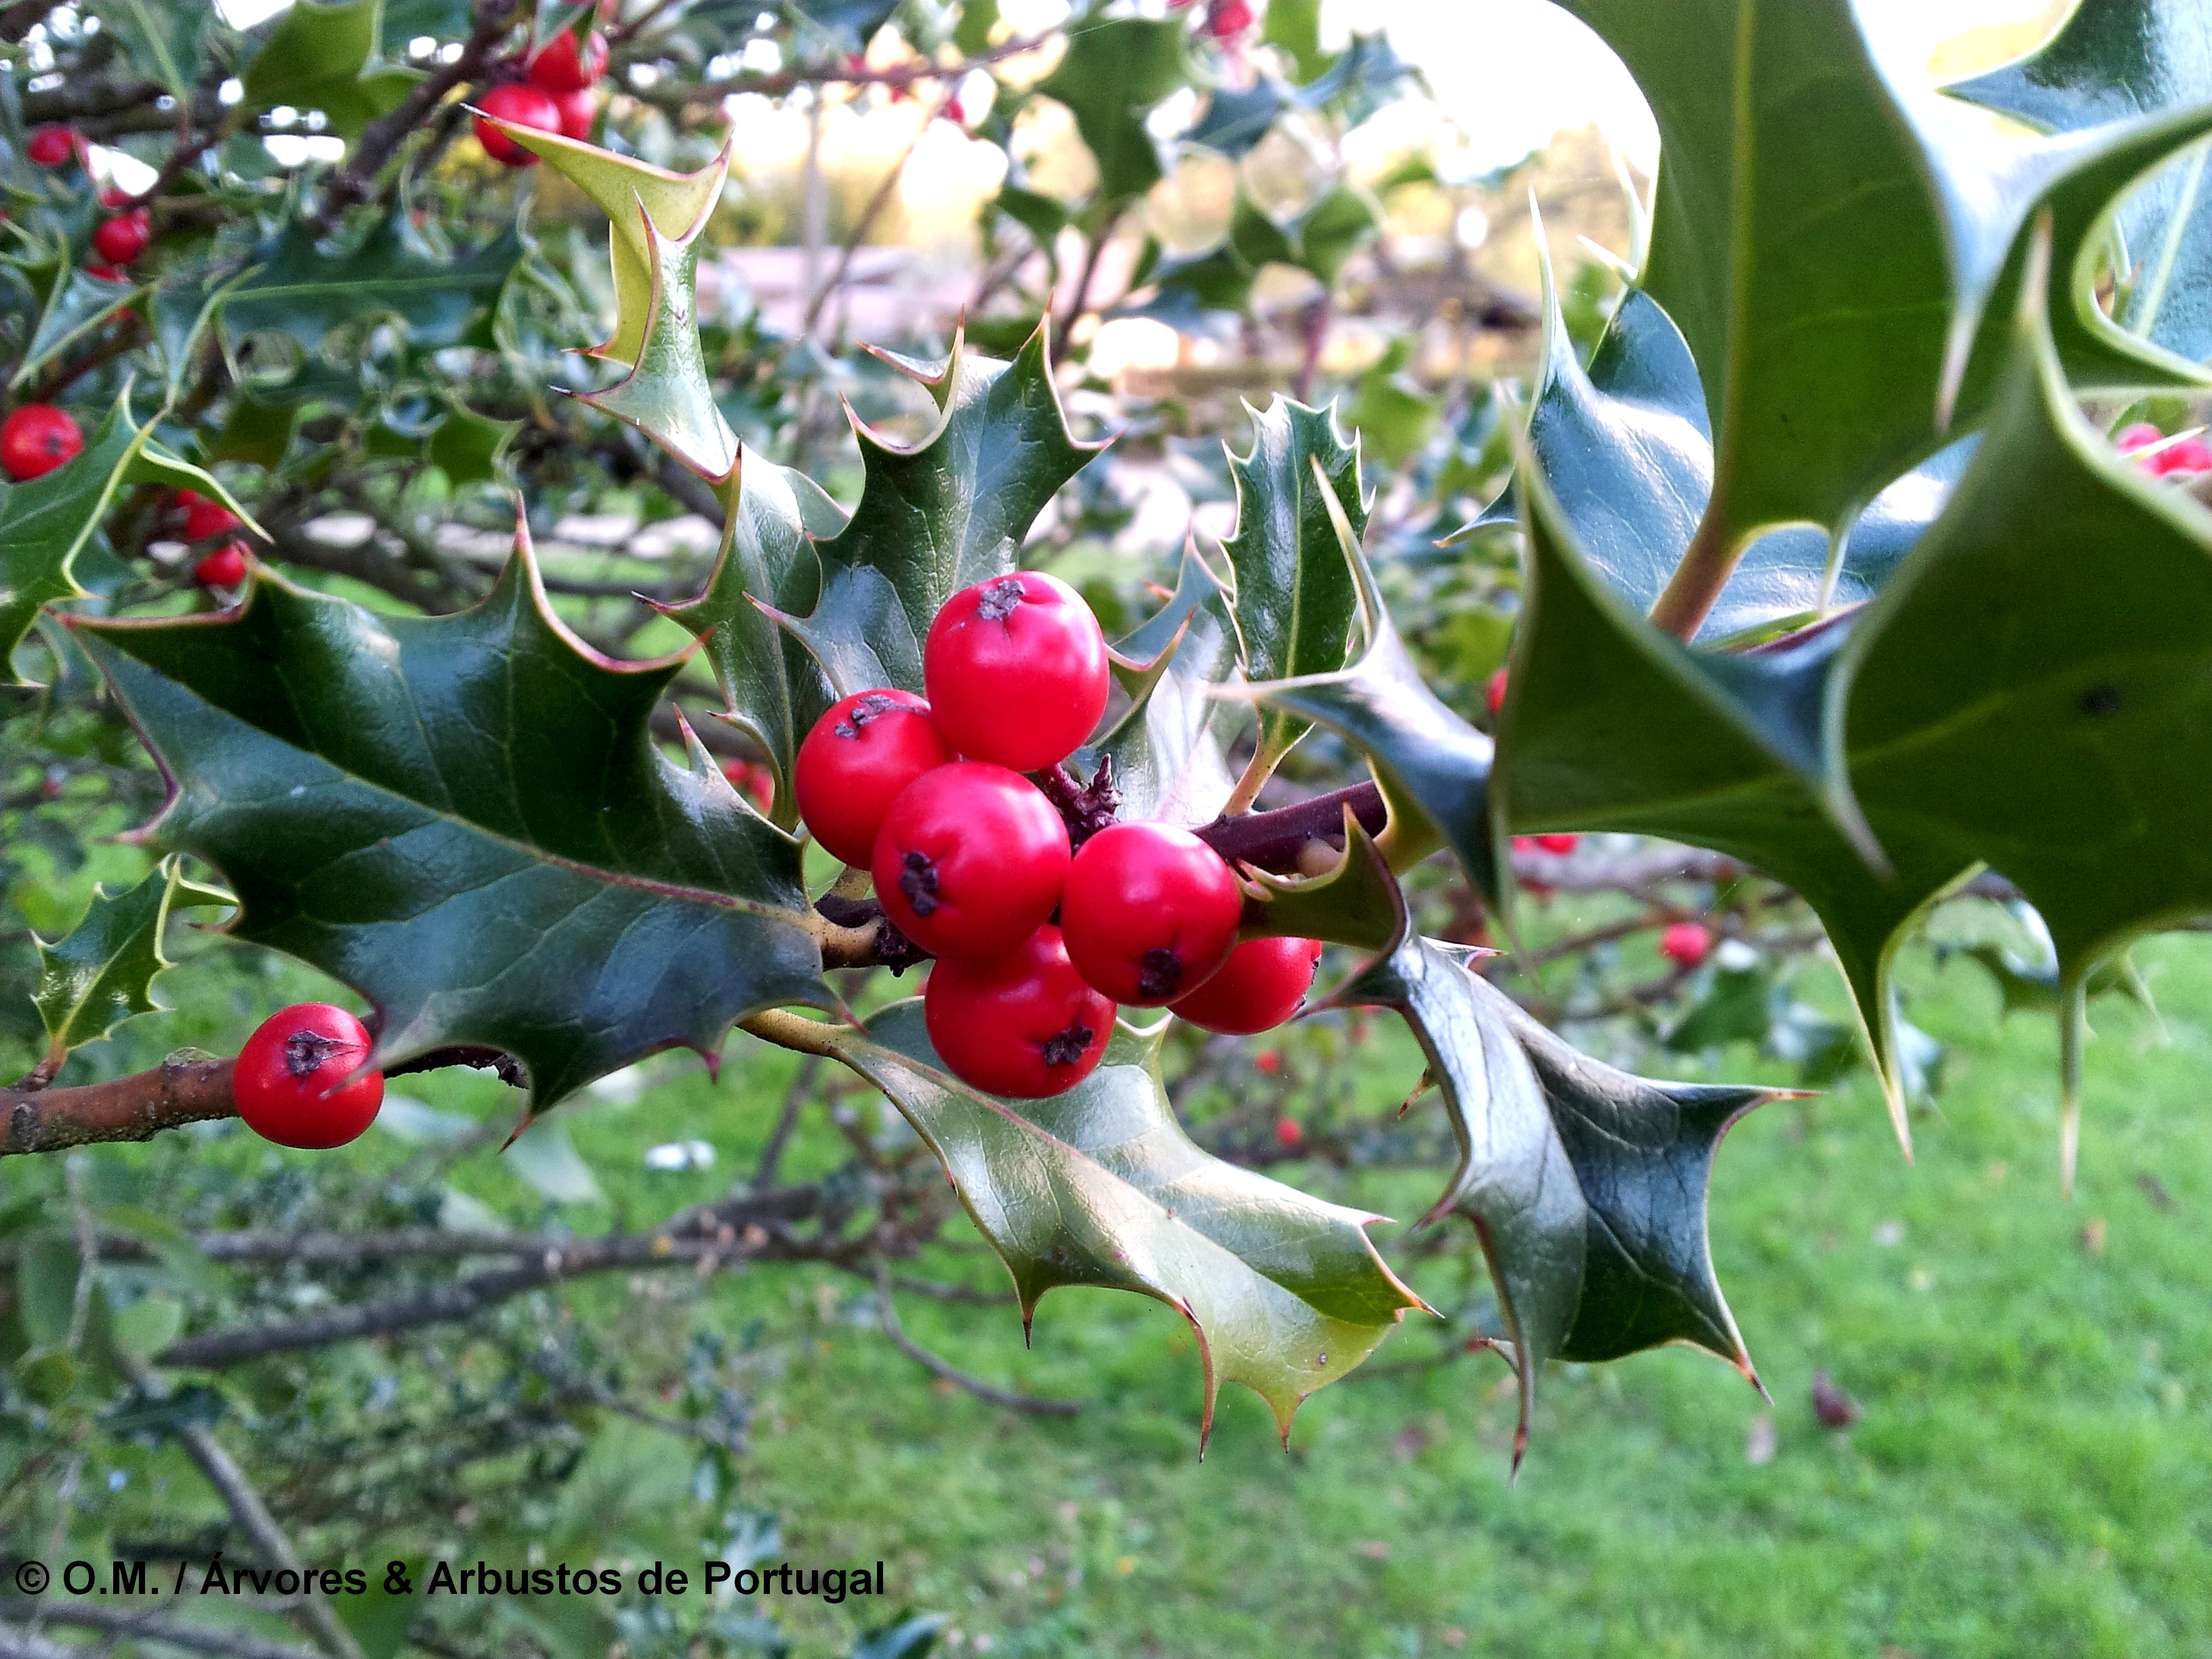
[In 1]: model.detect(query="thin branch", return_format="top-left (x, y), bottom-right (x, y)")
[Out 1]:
top-left (753, 1057), bottom-right (817, 1189)
top-left (3, 1605), bottom-right (323, 1659)
top-left (0, 1057), bottom-right (234, 1156)
top-left (872, 1260), bottom-right (1080, 1416)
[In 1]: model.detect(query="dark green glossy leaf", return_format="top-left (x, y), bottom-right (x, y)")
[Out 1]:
top-left (14, 265), bottom-right (139, 392)
top-left (1223, 400), bottom-right (1368, 774)
top-left (1036, 18), bottom-right (1189, 203)
top-left (1240, 815), bottom-right (1401, 951)
top-left (825, 1006), bottom-right (1424, 1442)
top-left (31, 857), bottom-right (230, 1068)
top-left (73, 525), bottom-right (829, 1111)
top-left (664, 448), bottom-right (846, 826)
top-left (89, 1), bottom-right (205, 101)
top-left (220, 215), bottom-right (521, 356)
top-left (241, 0), bottom-right (419, 140)
top-left (1341, 928), bottom-right (1773, 1463)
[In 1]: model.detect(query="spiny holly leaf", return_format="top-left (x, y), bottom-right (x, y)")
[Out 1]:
top-left (770, 325), bottom-right (1101, 732)
top-left (241, 0), bottom-right (419, 140)
top-left (1222, 400), bottom-right (1369, 778)
top-left (487, 124), bottom-right (730, 369)
top-left (31, 857), bottom-right (230, 1071)
top-left (1949, 0), bottom-right (2212, 363)
top-left (824, 1006), bottom-right (1425, 1443)
top-left (1240, 814), bottom-right (1401, 952)
top-left (1036, 17), bottom-right (1190, 203)
top-left (71, 520), bottom-right (828, 1111)
top-left (1084, 545), bottom-right (1244, 828)
top-left (1559, 0), bottom-right (2212, 560)
top-left (1339, 928), bottom-right (1774, 1465)
top-left (14, 264), bottom-right (140, 392)
top-left (663, 449), bottom-right (846, 826)
top-left (219, 214), bottom-right (521, 355)
top-left (1238, 482), bottom-right (1498, 903)
top-left (1833, 233), bottom-right (2212, 1186)
top-left (570, 189), bottom-right (738, 482)
top-left (1469, 278), bottom-right (1973, 643)
top-left (2, 390), bottom-right (250, 685)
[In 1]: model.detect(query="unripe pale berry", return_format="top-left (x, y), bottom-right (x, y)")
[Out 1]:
top-left (1168, 936), bottom-right (1322, 1034)
top-left (872, 761), bottom-right (1069, 960)
top-left (194, 543), bottom-right (249, 588)
top-left (794, 689), bottom-right (954, 866)
top-left (527, 29), bottom-right (609, 94)
top-left (233, 1002), bottom-right (384, 1148)
top-left (1060, 821), bottom-right (1243, 1005)
top-left (924, 926), bottom-right (1113, 1097)
top-left (924, 571), bottom-right (1109, 770)
top-left (0, 405), bottom-right (82, 481)
top-left (1659, 921), bottom-right (1713, 967)
top-left (474, 84), bottom-right (562, 166)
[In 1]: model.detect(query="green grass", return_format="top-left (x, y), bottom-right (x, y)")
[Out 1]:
top-left (716, 935), bottom-right (2212, 1659)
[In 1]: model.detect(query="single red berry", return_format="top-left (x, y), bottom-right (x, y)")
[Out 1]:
top-left (1060, 822), bottom-right (1243, 1006)
top-left (2156, 436), bottom-right (2212, 476)
top-left (85, 263), bottom-right (128, 283)
top-left (232, 1002), bottom-right (384, 1149)
top-left (1206, 0), bottom-right (1254, 38)
top-left (474, 83), bottom-right (562, 166)
top-left (923, 571), bottom-right (1109, 770)
top-left (550, 85), bottom-right (599, 141)
top-left (1534, 832), bottom-right (1579, 855)
top-left (1273, 1115), bottom-right (1304, 1149)
top-left (182, 497), bottom-right (243, 541)
top-left (194, 542), bottom-right (249, 588)
top-left (26, 125), bottom-right (74, 168)
top-left (924, 925), bottom-right (1113, 1098)
top-left (0, 405), bottom-right (82, 481)
top-left (1486, 666), bottom-right (1509, 718)
top-left (794, 689), bottom-right (956, 865)
top-left (1169, 936), bottom-right (1322, 1034)
top-left (872, 761), bottom-right (1070, 960)
top-left (720, 757), bottom-right (775, 814)
top-left (527, 28), bottom-right (609, 94)
top-left (2115, 421), bottom-right (2165, 453)
top-left (92, 209), bottom-right (150, 265)
top-left (1254, 1048), bottom-right (1282, 1075)
top-left (97, 186), bottom-right (132, 208)
top-left (1659, 920), bottom-right (1713, 968)
top-left (943, 94), bottom-right (967, 125)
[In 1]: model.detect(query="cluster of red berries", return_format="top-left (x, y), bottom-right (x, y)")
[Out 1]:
top-left (475, 28), bottom-right (609, 164)
top-left (170, 487), bottom-right (252, 588)
top-left (2116, 421), bottom-right (2212, 478)
top-left (791, 571), bottom-right (1323, 1099)
top-left (232, 1003), bottom-right (386, 1149)
top-left (25, 126), bottom-right (158, 282)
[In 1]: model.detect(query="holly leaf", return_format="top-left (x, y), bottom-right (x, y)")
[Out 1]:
top-left (823, 1006), bottom-right (1425, 1443)
top-left (769, 326), bottom-right (1101, 733)
top-left (71, 520), bottom-right (829, 1111)
top-left (1340, 927), bottom-right (1776, 1465)
top-left (30, 857), bottom-right (230, 1071)
top-left (240, 0), bottom-right (419, 140)
top-left (1240, 813), bottom-right (1401, 952)
top-left (13, 264), bottom-right (140, 392)
top-left (1036, 18), bottom-right (1190, 203)
top-left (2, 390), bottom-right (249, 686)
top-left (220, 215), bottom-right (521, 356)
top-left (1948, 0), bottom-right (2212, 363)
top-left (1221, 399), bottom-right (1368, 777)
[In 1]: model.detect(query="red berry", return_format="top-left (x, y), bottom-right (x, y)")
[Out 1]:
top-left (0, 405), bottom-right (82, 481)
top-left (872, 761), bottom-right (1070, 960)
top-left (1534, 832), bottom-right (1579, 855)
top-left (924, 926), bottom-right (1113, 1098)
top-left (1486, 666), bottom-right (1509, 717)
top-left (1273, 1115), bottom-right (1304, 1148)
top-left (1206, 0), bottom-right (1254, 38)
top-left (1659, 920), bottom-right (1713, 967)
top-left (2115, 421), bottom-right (2165, 453)
top-left (1060, 822), bottom-right (1242, 1006)
top-left (97, 186), bottom-right (132, 208)
top-left (474, 83), bottom-right (562, 166)
top-left (1168, 936), bottom-right (1322, 1034)
top-left (194, 543), bottom-right (249, 588)
top-left (550, 85), bottom-right (599, 141)
top-left (923, 571), bottom-right (1109, 771)
top-left (944, 95), bottom-right (967, 126)
top-left (85, 263), bottom-right (128, 283)
top-left (92, 209), bottom-right (150, 265)
top-left (182, 497), bottom-right (243, 541)
top-left (527, 28), bottom-right (609, 94)
top-left (26, 125), bottom-right (74, 168)
top-left (720, 758), bottom-right (775, 813)
top-left (232, 1002), bottom-right (384, 1149)
top-left (794, 689), bottom-right (956, 866)
top-left (1254, 1049), bottom-right (1282, 1075)
top-left (2156, 436), bottom-right (2212, 476)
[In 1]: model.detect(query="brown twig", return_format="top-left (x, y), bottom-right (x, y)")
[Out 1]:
top-left (872, 1258), bottom-right (1080, 1416)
